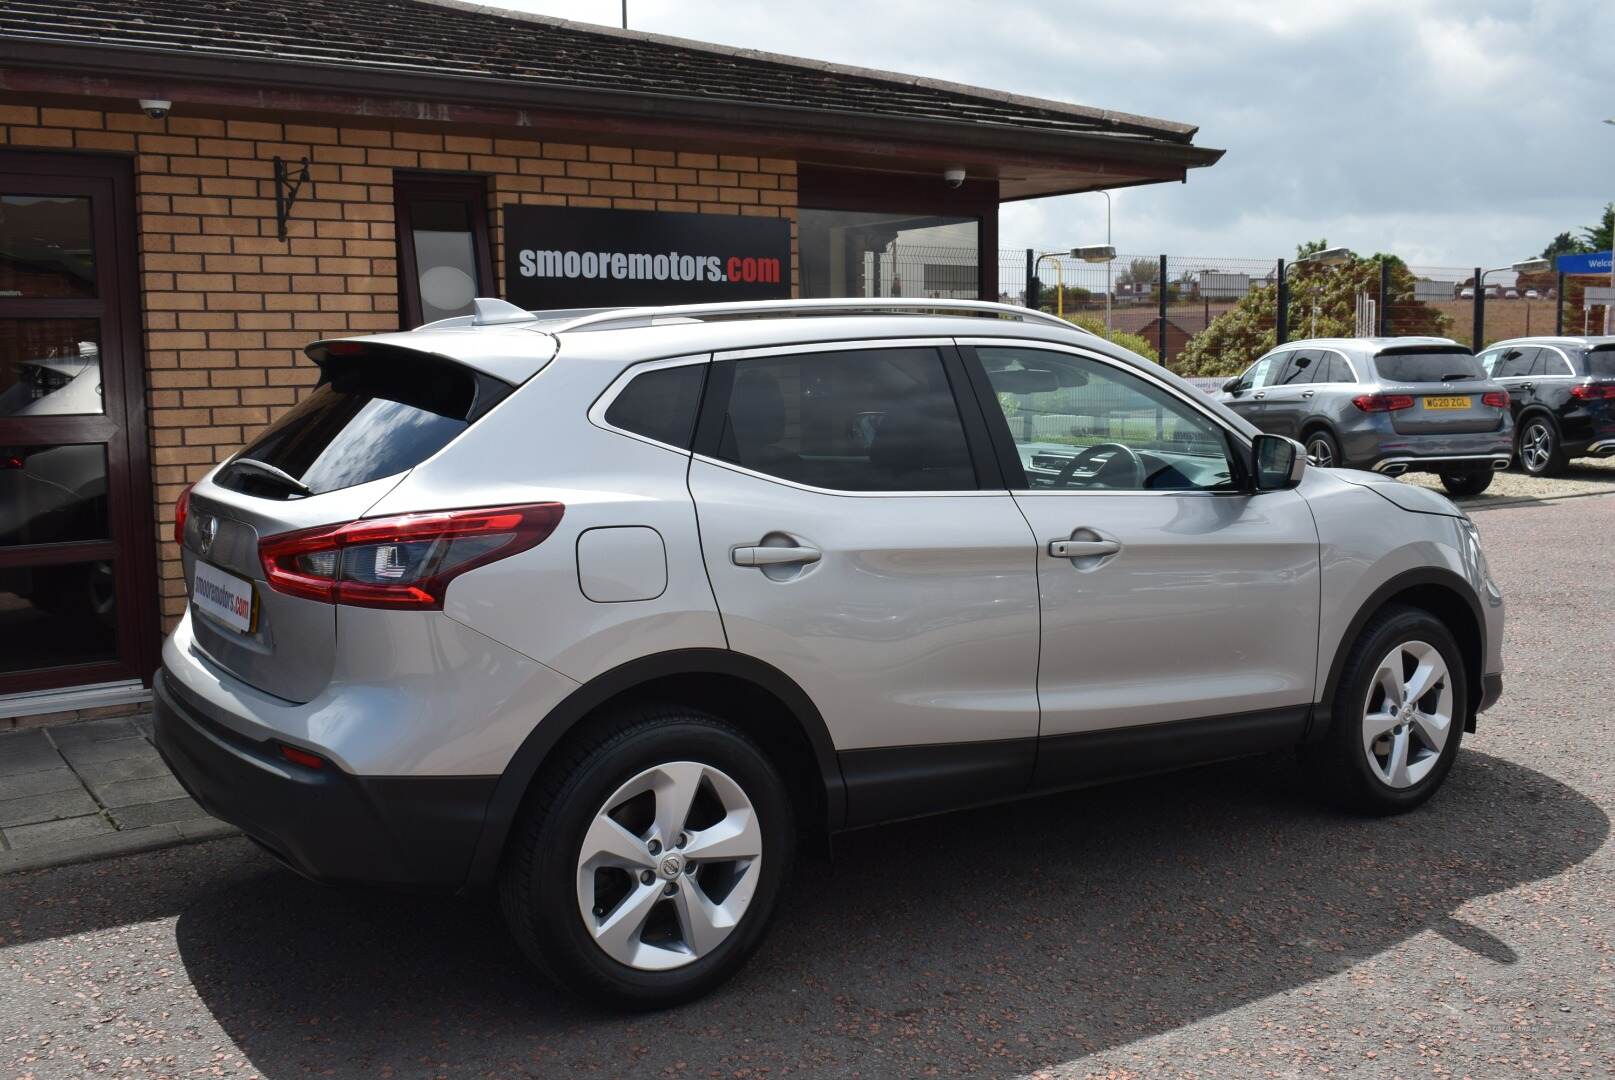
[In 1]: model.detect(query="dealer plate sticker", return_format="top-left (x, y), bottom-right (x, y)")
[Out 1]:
top-left (1423, 395), bottom-right (1471, 410)
top-left (192, 561), bottom-right (257, 634)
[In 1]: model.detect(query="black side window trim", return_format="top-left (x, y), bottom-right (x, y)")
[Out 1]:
top-left (690, 343), bottom-right (1002, 492)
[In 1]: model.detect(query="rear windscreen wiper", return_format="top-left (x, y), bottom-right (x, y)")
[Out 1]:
top-left (1440, 373), bottom-right (1477, 381)
top-left (227, 457), bottom-right (312, 497)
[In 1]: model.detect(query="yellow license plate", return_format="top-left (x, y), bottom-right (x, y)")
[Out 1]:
top-left (1423, 396), bottom-right (1471, 410)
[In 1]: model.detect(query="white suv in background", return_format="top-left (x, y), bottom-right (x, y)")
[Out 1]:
top-left (155, 298), bottom-right (1504, 1008)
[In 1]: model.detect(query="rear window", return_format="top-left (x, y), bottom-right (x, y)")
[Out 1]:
top-left (1372, 349), bottom-right (1486, 383)
top-left (1586, 346), bottom-right (1615, 378)
top-left (216, 350), bottom-right (509, 499)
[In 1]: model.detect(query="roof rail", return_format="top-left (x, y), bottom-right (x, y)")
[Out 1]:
top-left (543, 297), bottom-right (1089, 334)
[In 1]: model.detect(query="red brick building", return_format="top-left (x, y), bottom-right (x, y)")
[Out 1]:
top-left (0, 0), bottom-right (1221, 725)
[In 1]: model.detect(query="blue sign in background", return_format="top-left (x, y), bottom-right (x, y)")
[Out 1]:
top-left (1556, 250), bottom-right (1613, 275)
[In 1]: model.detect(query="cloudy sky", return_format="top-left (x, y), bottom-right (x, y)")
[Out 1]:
top-left (489, 0), bottom-right (1613, 271)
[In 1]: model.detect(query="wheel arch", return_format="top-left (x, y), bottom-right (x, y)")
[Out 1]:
top-left (1311, 567), bottom-right (1485, 743)
top-left (466, 649), bottom-right (845, 888)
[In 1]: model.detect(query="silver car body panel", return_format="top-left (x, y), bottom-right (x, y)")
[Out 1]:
top-left (157, 305), bottom-right (1502, 800)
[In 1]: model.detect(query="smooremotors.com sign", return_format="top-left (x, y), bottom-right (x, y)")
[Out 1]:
top-left (504, 205), bottom-right (792, 309)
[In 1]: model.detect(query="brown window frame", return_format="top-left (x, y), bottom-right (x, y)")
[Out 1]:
top-left (394, 173), bottom-right (497, 328)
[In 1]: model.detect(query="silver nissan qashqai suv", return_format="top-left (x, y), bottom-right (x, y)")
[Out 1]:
top-left (155, 298), bottom-right (1504, 1009)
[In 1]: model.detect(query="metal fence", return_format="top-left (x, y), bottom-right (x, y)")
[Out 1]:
top-left (991, 248), bottom-right (1613, 375)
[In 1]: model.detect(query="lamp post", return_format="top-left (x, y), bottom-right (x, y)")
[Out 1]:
top-left (1275, 246), bottom-right (1351, 344)
top-left (1474, 257), bottom-right (1551, 350)
top-left (1094, 190), bottom-right (1112, 330)
top-left (1603, 120), bottom-right (1613, 334)
top-left (1036, 246), bottom-right (1116, 321)
top-left (1035, 252), bottom-right (1066, 318)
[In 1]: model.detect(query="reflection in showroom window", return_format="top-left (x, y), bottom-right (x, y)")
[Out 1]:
top-left (0, 318), bottom-right (103, 417)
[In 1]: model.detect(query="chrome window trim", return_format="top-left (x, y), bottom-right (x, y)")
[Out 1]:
top-left (587, 352), bottom-right (712, 454)
top-left (956, 336), bottom-right (1250, 497)
top-left (702, 336), bottom-right (987, 497)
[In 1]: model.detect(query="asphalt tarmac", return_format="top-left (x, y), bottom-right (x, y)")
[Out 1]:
top-left (3, 493), bottom-right (1611, 1078)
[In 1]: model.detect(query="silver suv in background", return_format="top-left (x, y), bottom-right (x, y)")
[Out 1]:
top-left (1218, 338), bottom-right (1513, 496)
top-left (154, 300), bottom-right (1504, 1008)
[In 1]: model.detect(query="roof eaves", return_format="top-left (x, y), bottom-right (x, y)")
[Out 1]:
top-left (416, 0), bottom-right (1200, 142)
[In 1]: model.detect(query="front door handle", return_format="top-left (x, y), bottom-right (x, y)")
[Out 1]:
top-left (732, 544), bottom-right (822, 567)
top-left (1252, 391), bottom-right (1267, 400)
top-left (1049, 539), bottom-right (1121, 559)
top-left (1300, 390), bottom-right (1316, 399)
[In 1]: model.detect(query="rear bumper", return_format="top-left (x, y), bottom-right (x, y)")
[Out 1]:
top-left (1370, 452), bottom-right (1510, 477)
top-left (153, 669), bottom-right (494, 891)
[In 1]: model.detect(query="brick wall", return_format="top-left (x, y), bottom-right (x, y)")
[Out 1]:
top-left (0, 104), bottom-right (799, 629)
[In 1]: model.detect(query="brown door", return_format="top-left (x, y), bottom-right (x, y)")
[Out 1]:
top-left (0, 152), bottom-right (158, 695)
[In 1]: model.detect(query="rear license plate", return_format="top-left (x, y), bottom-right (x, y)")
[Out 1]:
top-left (1423, 395), bottom-right (1472, 410)
top-left (192, 560), bottom-right (258, 634)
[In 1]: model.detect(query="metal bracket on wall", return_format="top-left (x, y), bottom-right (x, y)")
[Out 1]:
top-left (273, 156), bottom-right (311, 241)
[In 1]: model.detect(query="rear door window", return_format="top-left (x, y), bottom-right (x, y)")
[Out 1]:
top-left (1493, 347), bottom-right (1539, 378)
top-left (215, 350), bottom-right (509, 499)
top-left (708, 347), bottom-right (977, 492)
top-left (1373, 349), bottom-right (1487, 383)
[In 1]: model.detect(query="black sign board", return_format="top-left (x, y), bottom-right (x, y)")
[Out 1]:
top-left (503, 204), bottom-right (792, 309)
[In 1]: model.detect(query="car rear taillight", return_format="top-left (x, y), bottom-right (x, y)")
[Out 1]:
top-left (174, 482), bottom-right (195, 547)
top-left (1569, 383), bottom-right (1615, 401)
top-left (1481, 391), bottom-right (1510, 408)
top-left (259, 503), bottom-right (564, 609)
top-left (1351, 393), bottom-right (1416, 412)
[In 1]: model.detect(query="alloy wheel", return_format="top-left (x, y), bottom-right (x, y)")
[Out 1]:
top-left (1520, 422), bottom-right (1553, 473)
top-left (1306, 437), bottom-right (1335, 467)
top-left (1361, 640), bottom-right (1452, 789)
top-left (575, 761), bottom-right (762, 971)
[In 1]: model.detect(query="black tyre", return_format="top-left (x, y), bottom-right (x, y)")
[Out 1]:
top-left (1305, 604), bottom-right (1467, 815)
top-left (1439, 469), bottom-right (1494, 497)
top-left (1303, 428), bottom-right (1342, 469)
top-left (499, 705), bottom-right (794, 1009)
top-left (1516, 415), bottom-right (1565, 477)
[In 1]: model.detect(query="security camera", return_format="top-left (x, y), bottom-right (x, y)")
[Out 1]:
top-left (139, 99), bottom-right (172, 120)
top-left (943, 167), bottom-right (967, 189)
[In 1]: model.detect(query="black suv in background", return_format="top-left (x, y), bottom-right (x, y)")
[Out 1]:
top-left (1476, 337), bottom-right (1615, 476)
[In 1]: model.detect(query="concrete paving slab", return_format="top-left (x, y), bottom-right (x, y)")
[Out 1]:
top-left (2, 813), bottom-right (115, 848)
top-left (0, 787), bottom-right (100, 828)
top-left (46, 718), bottom-right (141, 745)
top-left (1, 767), bottom-right (81, 800)
top-left (55, 735), bottom-right (155, 766)
top-left (73, 751), bottom-right (170, 788)
top-left (0, 732), bottom-right (68, 777)
top-left (91, 774), bottom-right (189, 809)
top-left (109, 797), bottom-right (211, 830)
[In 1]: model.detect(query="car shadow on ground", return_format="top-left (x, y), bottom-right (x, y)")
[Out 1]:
top-left (141, 750), bottom-right (1605, 1076)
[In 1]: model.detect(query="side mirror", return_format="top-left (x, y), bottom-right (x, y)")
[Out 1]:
top-left (1252, 433), bottom-right (1306, 491)
top-left (1221, 376), bottom-right (1243, 395)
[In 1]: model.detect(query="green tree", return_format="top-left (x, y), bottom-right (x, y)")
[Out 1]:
top-left (1541, 231), bottom-right (1588, 260)
top-left (1295, 238), bottom-right (1330, 259)
top-left (1177, 252), bottom-right (1451, 377)
top-left (1582, 203), bottom-right (1614, 252)
top-left (1068, 314), bottom-right (1158, 363)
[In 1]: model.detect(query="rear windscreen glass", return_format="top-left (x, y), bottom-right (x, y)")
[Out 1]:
top-left (1586, 346), bottom-right (1615, 378)
top-left (215, 352), bottom-right (508, 499)
top-left (1372, 350), bottom-right (1486, 383)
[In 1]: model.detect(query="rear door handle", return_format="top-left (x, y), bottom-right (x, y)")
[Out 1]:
top-left (1300, 390), bottom-right (1316, 399)
top-left (1049, 539), bottom-right (1121, 558)
top-left (732, 544), bottom-right (821, 567)
top-left (1520, 382), bottom-right (1534, 391)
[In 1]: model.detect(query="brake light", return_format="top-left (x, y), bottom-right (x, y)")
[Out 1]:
top-left (1570, 383), bottom-right (1615, 401)
top-left (1482, 391), bottom-right (1510, 408)
top-left (259, 503), bottom-right (565, 609)
top-left (174, 482), bottom-right (195, 547)
top-left (1351, 394), bottom-right (1416, 412)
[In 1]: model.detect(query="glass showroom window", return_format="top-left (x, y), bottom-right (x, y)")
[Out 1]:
top-left (395, 175), bottom-right (495, 327)
top-left (799, 209), bottom-right (980, 300)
